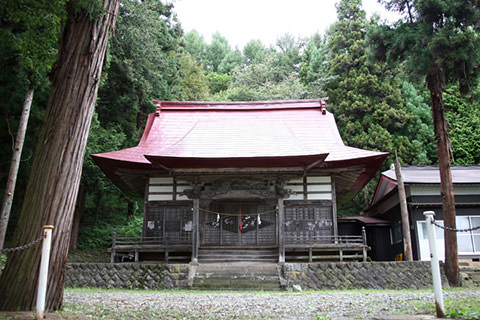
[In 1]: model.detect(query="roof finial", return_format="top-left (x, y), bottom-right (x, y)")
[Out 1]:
top-left (320, 97), bottom-right (329, 115)
top-left (154, 100), bottom-right (162, 116)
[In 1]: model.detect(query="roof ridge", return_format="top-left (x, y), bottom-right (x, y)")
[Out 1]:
top-left (152, 98), bottom-right (329, 111)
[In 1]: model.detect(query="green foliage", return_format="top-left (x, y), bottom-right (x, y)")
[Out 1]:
top-left (445, 298), bottom-right (480, 320)
top-left (181, 30), bottom-right (311, 102)
top-left (218, 48), bottom-right (244, 74)
top-left (323, 0), bottom-right (437, 209)
top-left (77, 212), bottom-right (143, 249)
top-left (204, 32), bottom-right (231, 73)
top-left (75, 0), bottom-right (188, 251)
top-left (0, 0), bottom-right (64, 239)
top-left (211, 56), bottom-right (307, 101)
top-left (84, 112), bottom-right (125, 167)
top-left (399, 81), bottom-right (437, 165)
top-left (206, 72), bottom-right (232, 95)
top-left (413, 293), bottom-right (480, 320)
top-left (96, 0), bottom-right (184, 144)
top-left (373, 0), bottom-right (480, 95)
top-left (178, 53), bottom-right (210, 100)
top-left (0, 0), bottom-right (64, 87)
top-left (444, 85), bottom-right (480, 165)
top-left (73, 0), bottom-right (104, 20)
top-left (83, 112), bottom-right (126, 190)
top-left (243, 40), bottom-right (270, 65)
top-left (325, 0), bottom-right (408, 154)
top-left (299, 33), bottom-right (329, 97)
top-left (76, 112), bottom-right (134, 249)
top-left (0, 253), bottom-right (6, 270)
top-left (183, 30), bottom-right (206, 62)
top-left (80, 112), bottom-right (143, 251)
top-left (273, 34), bottom-right (305, 76)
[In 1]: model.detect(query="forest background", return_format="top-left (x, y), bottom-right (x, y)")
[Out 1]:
top-left (1, 0), bottom-right (479, 258)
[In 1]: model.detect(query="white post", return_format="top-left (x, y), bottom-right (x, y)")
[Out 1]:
top-left (35, 225), bottom-right (54, 320)
top-left (423, 211), bottom-right (445, 318)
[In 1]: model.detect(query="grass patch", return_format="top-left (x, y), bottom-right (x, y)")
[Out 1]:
top-left (409, 293), bottom-right (480, 319)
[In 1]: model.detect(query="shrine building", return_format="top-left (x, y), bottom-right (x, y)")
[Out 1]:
top-left (92, 99), bottom-right (388, 263)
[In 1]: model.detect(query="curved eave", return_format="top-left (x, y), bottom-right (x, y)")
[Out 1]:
top-left (91, 152), bottom-right (153, 196)
top-left (144, 154), bottom-right (329, 169)
top-left (324, 152), bottom-right (389, 204)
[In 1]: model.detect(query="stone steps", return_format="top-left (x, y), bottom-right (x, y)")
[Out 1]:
top-left (191, 262), bottom-right (284, 290)
top-left (198, 248), bottom-right (278, 263)
top-left (460, 265), bottom-right (480, 286)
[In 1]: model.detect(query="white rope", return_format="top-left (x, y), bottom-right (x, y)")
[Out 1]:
top-left (199, 207), bottom-right (277, 217)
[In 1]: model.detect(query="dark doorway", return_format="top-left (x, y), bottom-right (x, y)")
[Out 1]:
top-left (200, 201), bottom-right (277, 247)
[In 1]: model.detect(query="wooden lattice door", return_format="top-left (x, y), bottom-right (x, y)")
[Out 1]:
top-left (201, 201), bottom-right (276, 247)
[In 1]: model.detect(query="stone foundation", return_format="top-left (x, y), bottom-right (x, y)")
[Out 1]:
top-left (65, 263), bottom-right (189, 289)
top-left (282, 261), bottom-right (448, 290)
top-left (65, 261), bottom-right (450, 290)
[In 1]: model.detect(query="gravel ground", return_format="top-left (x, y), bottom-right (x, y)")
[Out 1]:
top-left (61, 289), bottom-right (479, 320)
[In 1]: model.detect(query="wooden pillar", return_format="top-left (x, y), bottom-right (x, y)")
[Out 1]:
top-left (256, 214), bottom-right (260, 245)
top-left (394, 155), bottom-right (413, 261)
top-left (332, 177), bottom-right (338, 243)
top-left (362, 226), bottom-right (367, 262)
top-left (278, 198), bottom-right (285, 263)
top-left (220, 214), bottom-right (223, 246)
top-left (191, 199), bottom-right (199, 264)
top-left (111, 229), bottom-right (117, 263)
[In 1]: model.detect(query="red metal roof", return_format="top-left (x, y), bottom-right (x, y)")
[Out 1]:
top-left (92, 99), bottom-right (388, 196)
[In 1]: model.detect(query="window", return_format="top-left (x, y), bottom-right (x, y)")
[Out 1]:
top-left (472, 217), bottom-right (480, 252)
top-left (420, 220), bottom-right (444, 240)
top-left (390, 223), bottom-right (402, 244)
top-left (457, 216), bottom-right (474, 253)
top-left (417, 215), bottom-right (480, 260)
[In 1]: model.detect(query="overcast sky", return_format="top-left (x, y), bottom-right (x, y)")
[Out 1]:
top-left (173, 0), bottom-right (402, 49)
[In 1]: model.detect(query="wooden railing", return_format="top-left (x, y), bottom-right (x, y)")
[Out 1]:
top-left (110, 231), bottom-right (191, 263)
top-left (110, 227), bottom-right (369, 263)
top-left (285, 234), bottom-right (365, 246)
top-left (284, 227), bottom-right (369, 262)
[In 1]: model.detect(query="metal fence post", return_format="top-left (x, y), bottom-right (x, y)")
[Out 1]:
top-left (423, 211), bottom-right (446, 318)
top-left (35, 225), bottom-right (54, 320)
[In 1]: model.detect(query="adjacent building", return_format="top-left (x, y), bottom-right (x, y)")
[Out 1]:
top-left (367, 165), bottom-right (480, 261)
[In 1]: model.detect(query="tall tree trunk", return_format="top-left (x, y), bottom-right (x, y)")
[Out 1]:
top-left (394, 152), bottom-right (413, 261)
top-left (0, 0), bottom-right (119, 311)
top-left (0, 87), bottom-right (33, 251)
top-left (426, 66), bottom-right (461, 287)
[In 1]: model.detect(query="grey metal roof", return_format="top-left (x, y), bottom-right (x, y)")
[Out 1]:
top-left (382, 165), bottom-right (480, 184)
